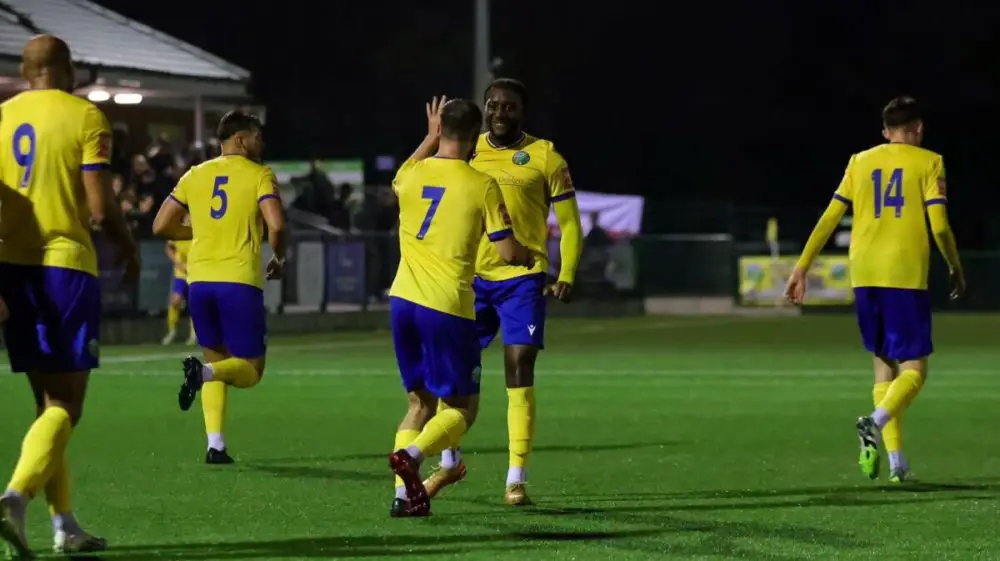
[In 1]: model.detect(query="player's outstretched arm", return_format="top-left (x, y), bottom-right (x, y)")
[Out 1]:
top-left (152, 197), bottom-right (193, 240)
top-left (785, 198), bottom-right (848, 304)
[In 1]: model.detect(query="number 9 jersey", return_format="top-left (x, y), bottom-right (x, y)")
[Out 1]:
top-left (169, 155), bottom-right (279, 289)
top-left (389, 158), bottom-right (512, 320)
top-left (833, 143), bottom-right (947, 290)
top-left (0, 90), bottom-right (111, 276)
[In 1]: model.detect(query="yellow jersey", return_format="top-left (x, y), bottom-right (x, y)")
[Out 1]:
top-left (471, 133), bottom-right (574, 281)
top-left (389, 157), bottom-right (512, 319)
top-left (170, 240), bottom-right (192, 279)
top-left (0, 90), bottom-right (112, 276)
top-left (169, 155), bottom-right (278, 289)
top-left (833, 143), bottom-right (947, 290)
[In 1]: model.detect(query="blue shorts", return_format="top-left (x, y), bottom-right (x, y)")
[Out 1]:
top-left (390, 297), bottom-right (482, 398)
top-left (0, 264), bottom-right (101, 373)
top-left (172, 278), bottom-right (189, 298)
top-left (854, 287), bottom-right (932, 361)
top-left (189, 282), bottom-right (267, 358)
top-left (473, 273), bottom-right (547, 349)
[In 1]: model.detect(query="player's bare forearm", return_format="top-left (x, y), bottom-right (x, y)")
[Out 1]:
top-left (82, 169), bottom-right (137, 252)
top-left (260, 198), bottom-right (287, 260)
top-left (927, 204), bottom-right (961, 271)
top-left (407, 134), bottom-right (440, 163)
top-left (794, 199), bottom-right (847, 272)
top-left (554, 197), bottom-right (583, 284)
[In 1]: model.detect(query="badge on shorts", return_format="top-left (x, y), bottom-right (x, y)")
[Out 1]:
top-left (470, 366), bottom-right (482, 384)
top-left (87, 339), bottom-right (100, 359)
top-left (512, 151), bottom-right (530, 166)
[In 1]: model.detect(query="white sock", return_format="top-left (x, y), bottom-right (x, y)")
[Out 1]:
top-left (207, 432), bottom-right (225, 451)
top-left (52, 512), bottom-right (80, 534)
top-left (403, 445), bottom-right (423, 464)
top-left (506, 467), bottom-right (526, 486)
top-left (394, 486), bottom-right (407, 500)
top-left (440, 448), bottom-right (461, 469)
top-left (888, 451), bottom-right (907, 472)
top-left (202, 363), bottom-right (215, 382)
top-left (871, 408), bottom-right (891, 430)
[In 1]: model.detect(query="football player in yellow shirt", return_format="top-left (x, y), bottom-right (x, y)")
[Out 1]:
top-left (425, 79), bottom-right (584, 506)
top-left (153, 111), bottom-right (286, 465)
top-left (387, 98), bottom-right (532, 517)
top-left (0, 35), bottom-right (139, 557)
top-left (786, 96), bottom-right (964, 483)
top-left (163, 238), bottom-right (197, 346)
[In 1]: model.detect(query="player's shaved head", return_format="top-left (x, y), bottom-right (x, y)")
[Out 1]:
top-left (21, 35), bottom-right (74, 90)
top-left (440, 99), bottom-right (483, 141)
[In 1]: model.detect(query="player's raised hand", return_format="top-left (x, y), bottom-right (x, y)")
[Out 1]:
top-left (949, 268), bottom-right (966, 300)
top-left (426, 95), bottom-right (448, 138)
top-left (784, 267), bottom-right (807, 305)
top-left (544, 281), bottom-right (573, 303)
top-left (266, 255), bottom-right (285, 280)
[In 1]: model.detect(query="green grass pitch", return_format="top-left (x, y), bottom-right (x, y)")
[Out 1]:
top-left (0, 314), bottom-right (998, 560)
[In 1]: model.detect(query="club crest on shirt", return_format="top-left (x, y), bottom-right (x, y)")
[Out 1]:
top-left (512, 151), bottom-right (530, 166)
top-left (937, 177), bottom-right (947, 197)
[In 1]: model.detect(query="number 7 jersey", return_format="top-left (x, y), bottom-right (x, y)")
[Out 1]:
top-left (833, 143), bottom-right (947, 290)
top-left (169, 155), bottom-right (279, 289)
top-left (389, 158), bottom-right (512, 320)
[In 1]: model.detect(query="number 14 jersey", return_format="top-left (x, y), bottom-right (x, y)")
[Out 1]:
top-left (170, 155), bottom-right (279, 289)
top-left (833, 143), bottom-right (947, 290)
top-left (389, 157), bottom-right (512, 320)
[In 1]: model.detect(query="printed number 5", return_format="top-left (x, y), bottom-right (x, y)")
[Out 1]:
top-left (12, 123), bottom-right (36, 188)
top-left (211, 176), bottom-right (229, 219)
top-left (871, 168), bottom-right (904, 218)
top-left (416, 186), bottom-right (445, 240)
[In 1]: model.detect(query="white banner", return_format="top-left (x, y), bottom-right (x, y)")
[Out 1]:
top-left (547, 191), bottom-right (644, 236)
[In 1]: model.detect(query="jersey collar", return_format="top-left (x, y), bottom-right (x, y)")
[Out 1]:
top-left (485, 132), bottom-right (526, 150)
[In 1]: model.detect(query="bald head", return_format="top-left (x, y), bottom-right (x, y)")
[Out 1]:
top-left (21, 35), bottom-right (74, 90)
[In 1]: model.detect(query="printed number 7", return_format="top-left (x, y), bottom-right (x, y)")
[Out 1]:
top-left (211, 176), bottom-right (229, 219)
top-left (416, 186), bottom-right (445, 240)
top-left (12, 123), bottom-right (36, 188)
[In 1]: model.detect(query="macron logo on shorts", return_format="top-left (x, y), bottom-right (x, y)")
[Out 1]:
top-left (528, 324), bottom-right (536, 336)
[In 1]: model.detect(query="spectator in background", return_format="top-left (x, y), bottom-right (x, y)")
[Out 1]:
top-left (329, 182), bottom-right (353, 231)
top-left (130, 154), bottom-right (172, 236)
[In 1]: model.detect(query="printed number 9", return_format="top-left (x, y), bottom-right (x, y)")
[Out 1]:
top-left (416, 186), bottom-right (445, 240)
top-left (12, 123), bottom-right (36, 188)
top-left (211, 176), bottom-right (229, 219)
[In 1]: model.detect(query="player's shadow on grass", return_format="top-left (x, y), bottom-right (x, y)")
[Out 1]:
top-left (260, 440), bottom-right (685, 465)
top-left (103, 529), bottom-right (663, 559)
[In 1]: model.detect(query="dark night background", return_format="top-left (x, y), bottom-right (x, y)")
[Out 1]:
top-left (94, 0), bottom-right (1000, 245)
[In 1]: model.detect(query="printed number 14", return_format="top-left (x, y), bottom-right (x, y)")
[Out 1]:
top-left (871, 168), bottom-right (904, 218)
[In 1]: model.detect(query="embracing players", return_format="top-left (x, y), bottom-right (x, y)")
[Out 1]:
top-left (153, 111), bottom-right (286, 464)
top-left (0, 35), bottom-right (140, 557)
top-left (163, 237), bottom-right (197, 346)
top-left (387, 97), bottom-right (533, 517)
top-left (425, 78), bottom-right (584, 505)
top-left (786, 96), bottom-right (964, 483)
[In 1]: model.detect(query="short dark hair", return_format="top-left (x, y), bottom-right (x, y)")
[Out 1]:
top-left (483, 77), bottom-right (528, 108)
top-left (217, 110), bottom-right (262, 142)
top-left (440, 99), bottom-right (482, 140)
top-left (882, 97), bottom-right (922, 129)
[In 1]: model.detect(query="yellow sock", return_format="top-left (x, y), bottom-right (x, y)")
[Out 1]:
top-left (393, 429), bottom-right (420, 488)
top-left (209, 358), bottom-right (260, 389)
top-left (8, 407), bottom-right (73, 498)
top-left (507, 387), bottom-right (536, 469)
top-left (202, 381), bottom-right (228, 435)
top-left (410, 409), bottom-right (468, 458)
top-left (189, 319), bottom-right (197, 338)
top-left (437, 400), bottom-right (464, 449)
top-left (44, 453), bottom-right (71, 516)
top-left (877, 369), bottom-right (925, 418)
top-left (874, 381), bottom-right (902, 452)
top-left (167, 305), bottom-right (180, 332)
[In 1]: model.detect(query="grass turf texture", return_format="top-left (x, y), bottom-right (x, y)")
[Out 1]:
top-left (0, 314), bottom-right (998, 560)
